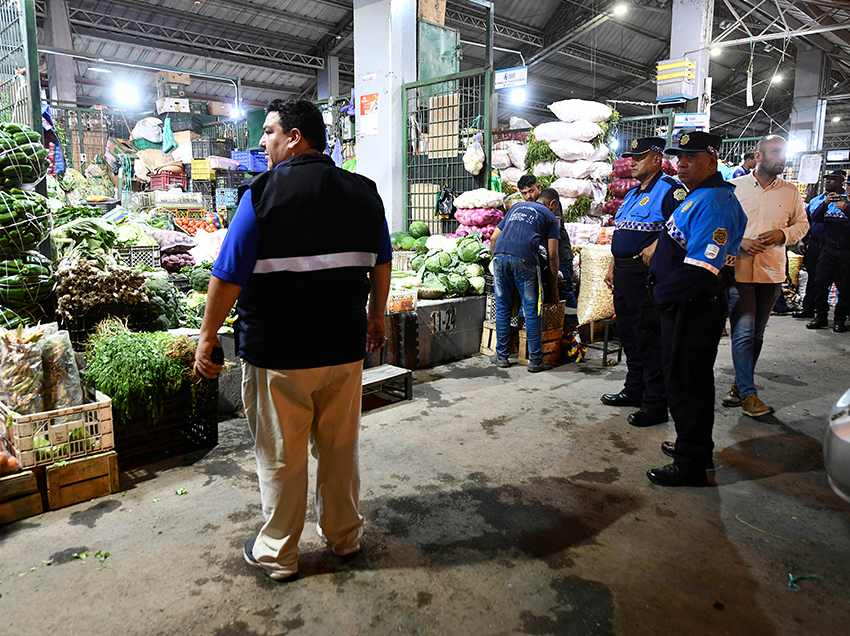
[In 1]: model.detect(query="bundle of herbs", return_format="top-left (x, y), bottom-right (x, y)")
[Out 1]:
top-left (523, 132), bottom-right (559, 171)
top-left (82, 320), bottom-right (197, 425)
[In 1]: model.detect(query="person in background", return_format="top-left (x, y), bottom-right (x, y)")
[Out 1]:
top-left (646, 132), bottom-right (747, 487)
top-left (489, 194), bottom-right (560, 373)
top-left (730, 151), bottom-right (757, 179)
top-left (517, 174), bottom-right (540, 202)
top-left (601, 137), bottom-right (687, 429)
top-left (194, 99), bottom-right (391, 581)
top-left (727, 135), bottom-right (808, 417)
top-left (531, 184), bottom-right (578, 310)
top-left (797, 170), bottom-right (846, 325)
top-left (806, 172), bottom-right (850, 333)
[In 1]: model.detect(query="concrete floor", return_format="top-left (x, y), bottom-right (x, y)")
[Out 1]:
top-left (2, 314), bottom-right (850, 636)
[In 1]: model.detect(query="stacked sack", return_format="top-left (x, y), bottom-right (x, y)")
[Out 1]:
top-left (453, 189), bottom-right (506, 241)
top-left (492, 140), bottom-right (526, 186)
top-left (605, 157), bottom-right (639, 217)
top-left (524, 100), bottom-right (616, 221)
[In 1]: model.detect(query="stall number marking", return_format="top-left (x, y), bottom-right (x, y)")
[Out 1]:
top-left (430, 308), bottom-right (456, 333)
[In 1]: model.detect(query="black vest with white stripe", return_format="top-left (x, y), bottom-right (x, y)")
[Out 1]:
top-left (235, 153), bottom-right (385, 369)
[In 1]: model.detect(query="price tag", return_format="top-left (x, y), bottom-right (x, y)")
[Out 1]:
top-left (430, 308), bottom-right (456, 333)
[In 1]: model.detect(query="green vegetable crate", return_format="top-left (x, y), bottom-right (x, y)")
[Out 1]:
top-left (1, 388), bottom-right (114, 469)
top-left (115, 244), bottom-right (161, 269)
top-left (113, 378), bottom-right (218, 470)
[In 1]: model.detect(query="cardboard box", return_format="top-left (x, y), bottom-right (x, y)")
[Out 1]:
top-left (207, 102), bottom-right (233, 117)
top-left (157, 98), bottom-right (190, 114)
top-left (173, 130), bottom-right (200, 146)
top-left (156, 82), bottom-right (186, 99)
top-left (156, 71), bottom-right (191, 86)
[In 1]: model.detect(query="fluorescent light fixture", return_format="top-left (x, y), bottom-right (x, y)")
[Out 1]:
top-left (833, 116), bottom-right (842, 123)
top-left (114, 82), bottom-right (140, 108)
top-left (711, 48), bottom-right (721, 57)
top-left (510, 88), bottom-right (525, 104)
top-left (771, 74), bottom-right (782, 83)
top-left (613, 3), bottom-right (628, 15)
top-left (88, 66), bottom-right (112, 73)
top-left (787, 139), bottom-right (805, 155)
top-left (610, 138), bottom-right (619, 150)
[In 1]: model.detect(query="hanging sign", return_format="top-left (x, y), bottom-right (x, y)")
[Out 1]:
top-left (359, 93), bottom-right (379, 136)
top-left (673, 113), bottom-right (710, 131)
top-left (495, 66), bottom-right (527, 90)
top-left (798, 153), bottom-right (823, 185)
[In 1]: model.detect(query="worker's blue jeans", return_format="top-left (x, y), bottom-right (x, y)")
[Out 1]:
top-left (728, 282), bottom-right (782, 399)
top-left (493, 254), bottom-right (543, 365)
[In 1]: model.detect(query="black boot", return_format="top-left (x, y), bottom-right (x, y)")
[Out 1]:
top-left (835, 318), bottom-right (847, 333)
top-left (792, 308), bottom-right (814, 318)
top-left (807, 314), bottom-right (828, 329)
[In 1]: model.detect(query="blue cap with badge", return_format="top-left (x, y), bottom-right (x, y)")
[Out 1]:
top-left (665, 131), bottom-right (723, 156)
top-left (622, 136), bottom-right (666, 158)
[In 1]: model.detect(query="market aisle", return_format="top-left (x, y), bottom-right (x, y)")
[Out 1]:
top-left (2, 315), bottom-right (849, 636)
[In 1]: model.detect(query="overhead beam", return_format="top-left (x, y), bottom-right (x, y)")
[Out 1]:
top-left (527, 12), bottom-right (612, 68)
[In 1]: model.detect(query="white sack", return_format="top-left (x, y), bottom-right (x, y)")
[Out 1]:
top-left (554, 160), bottom-right (593, 179)
top-left (533, 161), bottom-right (556, 178)
top-left (577, 244), bottom-right (615, 325)
top-left (507, 143), bottom-right (527, 169)
top-left (510, 116), bottom-right (533, 129)
top-left (548, 99), bottom-right (613, 124)
top-left (590, 162), bottom-right (613, 181)
top-left (492, 149), bottom-right (512, 169)
top-left (551, 177), bottom-right (593, 198)
top-left (534, 120), bottom-right (603, 143)
top-left (592, 144), bottom-right (611, 162)
top-left (501, 167), bottom-right (525, 184)
top-left (549, 139), bottom-right (597, 161)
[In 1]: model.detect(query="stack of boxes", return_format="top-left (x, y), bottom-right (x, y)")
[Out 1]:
top-left (155, 71), bottom-right (192, 115)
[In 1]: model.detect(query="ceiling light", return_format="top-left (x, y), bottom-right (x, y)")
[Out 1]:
top-left (771, 75), bottom-right (782, 83)
top-left (610, 138), bottom-right (620, 150)
top-left (711, 48), bottom-right (721, 57)
top-left (114, 82), bottom-right (140, 108)
top-left (510, 88), bottom-right (525, 104)
top-left (613, 3), bottom-right (628, 15)
top-left (88, 67), bottom-right (111, 73)
top-left (833, 116), bottom-right (842, 123)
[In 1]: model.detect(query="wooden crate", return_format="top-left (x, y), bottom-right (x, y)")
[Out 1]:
top-left (45, 451), bottom-right (119, 511)
top-left (0, 471), bottom-right (43, 524)
top-left (519, 327), bottom-right (563, 366)
top-left (578, 320), bottom-right (607, 344)
top-left (480, 320), bottom-right (519, 356)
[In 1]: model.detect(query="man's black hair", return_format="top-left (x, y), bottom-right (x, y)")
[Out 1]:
top-left (538, 187), bottom-right (559, 203)
top-left (265, 99), bottom-right (327, 152)
top-left (517, 174), bottom-right (538, 190)
top-left (743, 151), bottom-right (755, 162)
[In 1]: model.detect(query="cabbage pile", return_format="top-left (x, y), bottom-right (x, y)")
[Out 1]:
top-left (395, 234), bottom-right (490, 300)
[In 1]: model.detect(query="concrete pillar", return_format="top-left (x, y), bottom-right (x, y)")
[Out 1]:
top-left (317, 56), bottom-right (340, 100)
top-left (670, 0), bottom-right (714, 116)
top-left (790, 46), bottom-right (828, 151)
top-left (44, 0), bottom-right (76, 105)
top-left (353, 0), bottom-right (417, 233)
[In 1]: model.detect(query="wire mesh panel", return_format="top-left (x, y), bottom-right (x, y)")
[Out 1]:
top-left (613, 113), bottom-right (674, 156)
top-left (0, 0), bottom-right (38, 128)
top-left (719, 137), bottom-right (759, 168)
top-left (47, 104), bottom-right (123, 172)
top-left (403, 69), bottom-right (491, 235)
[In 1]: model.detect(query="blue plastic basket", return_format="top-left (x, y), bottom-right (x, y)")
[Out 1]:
top-left (231, 150), bottom-right (267, 172)
top-left (216, 188), bottom-right (238, 208)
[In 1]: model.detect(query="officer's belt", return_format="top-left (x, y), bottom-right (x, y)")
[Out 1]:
top-left (614, 257), bottom-right (646, 268)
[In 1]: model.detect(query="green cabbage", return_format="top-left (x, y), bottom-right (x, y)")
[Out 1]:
top-left (447, 273), bottom-right (469, 296)
top-left (468, 276), bottom-right (485, 295)
top-left (464, 263), bottom-right (484, 278)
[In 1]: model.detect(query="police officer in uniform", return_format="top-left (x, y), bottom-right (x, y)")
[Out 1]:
top-left (601, 137), bottom-right (687, 428)
top-left (795, 170), bottom-right (844, 320)
top-left (646, 132), bottom-right (747, 487)
top-left (807, 172), bottom-right (850, 332)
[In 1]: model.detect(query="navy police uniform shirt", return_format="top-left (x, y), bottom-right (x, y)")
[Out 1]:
top-left (494, 201), bottom-right (561, 265)
top-left (611, 171), bottom-right (687, 258)
top-left (649, 172), bottom-right (747, 306)
top-left (805, 193), bottom-right (827, 242)
top-left (809, 195), bottom-right (850, 250)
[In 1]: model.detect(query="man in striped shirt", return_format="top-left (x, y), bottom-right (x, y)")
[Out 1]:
top-left (194, 99), bottom-right (391, 581)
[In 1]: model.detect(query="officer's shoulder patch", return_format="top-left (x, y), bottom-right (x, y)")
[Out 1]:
top-left (639, 195), bottom-right (650, 206)
top-left (673, 188), bottom-right (687, 201)
top-left (705, 244), bottom-right (720, 259)
top-left (682, 201), bottom-right (694, 212)
top-left (712, 228), bottom-right (728, 245)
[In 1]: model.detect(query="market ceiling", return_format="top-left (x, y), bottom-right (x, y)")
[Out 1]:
top-left (35, 0), bottom-right (850, 142)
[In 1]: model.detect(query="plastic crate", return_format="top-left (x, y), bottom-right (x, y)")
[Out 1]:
top-left (216, 170), bottom-right (248, 189)
top-left (1, 387), bottom-right (114, 469)
top-left (231, 149), bottom-right (267, 172)
top-left (115, 244), bottom-right (161, 269)
top-left (192, 179), bottom-right (216, 195)
top-left (149, 171), bottom-right (187, 191)
top-left (133, 137), bottom-right (161, 150)
top-left (83, 199), bottom-right (120, 214)
top-left (192, 138), bottom-right (235, 160)
top-left (163, 113), bottom-right (202, 134)
top-left (216, 188), bottom-right (238, 208)
top-left (170, 276), bottom-right (191, 293)
top-left (168, 207), bottom-right (207, 220)
top-left (207, 156), bottom-right (240, 170)
top-left (191, 159), bottom-right (214, 180)
top-left (485, 293), bottom-right (524, 328)
top-left (112, 378), bottom-right (218, 469)
top-left (60, 302), bottom-right (149, 352)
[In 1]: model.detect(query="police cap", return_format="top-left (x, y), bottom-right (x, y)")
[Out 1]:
top-left (622, 137), bottom-right (666, 158)
top-left (824, 170), bottom-right (846, 180)
top-left (665, 131), bottom-right (723, 156)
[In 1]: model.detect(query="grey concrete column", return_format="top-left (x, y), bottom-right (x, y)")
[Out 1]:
top-left (44, 0), bottom-right (76, 105)
top-left (353, 0), bottom-right (417, 233)
top-left (317, 56), bottom-right (340, 100)
top-left (670, 0), bottom-right (714, 116)
top-left (790, 46), bottom-right (828, 151)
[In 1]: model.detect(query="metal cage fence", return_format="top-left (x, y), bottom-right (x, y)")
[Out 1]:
top-left (0, 0), bottom-right (39, 129)
top-left (403, 69), bottom-right (491, 235)
top-left (613, 113), bottom-right (675, 155)
top-left (46, 103), bottom-right (131, 172)
top-left (719, 137), bottom-right (759, 168)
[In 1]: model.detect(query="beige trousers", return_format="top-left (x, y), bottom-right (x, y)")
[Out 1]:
top-left (241, 359), bottom-right (364, 576)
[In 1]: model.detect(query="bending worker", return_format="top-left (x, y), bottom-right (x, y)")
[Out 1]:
top-left (646, 132), bottom-right (746, 487)
top-left (601, 137), bottom-right (687, 428)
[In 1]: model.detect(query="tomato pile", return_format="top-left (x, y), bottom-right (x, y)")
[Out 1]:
top-left (174, 217), bottom-right (215, 235)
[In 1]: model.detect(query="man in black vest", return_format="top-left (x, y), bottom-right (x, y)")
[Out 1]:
top-left (194, 99), bottom-right (391, 580)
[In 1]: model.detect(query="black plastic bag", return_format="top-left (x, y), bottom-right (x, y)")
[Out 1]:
top-left (436, 186), bottom-right (455, 219)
